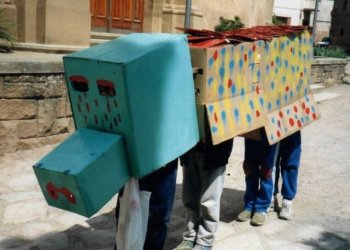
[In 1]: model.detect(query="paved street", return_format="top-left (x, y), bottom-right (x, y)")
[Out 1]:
top-left (1, 83), bottom-right (350, 250)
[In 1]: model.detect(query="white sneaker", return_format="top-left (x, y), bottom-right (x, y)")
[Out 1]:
top-left (279, 199), bottom-right (293, 220)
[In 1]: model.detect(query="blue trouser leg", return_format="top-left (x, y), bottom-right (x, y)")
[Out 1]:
top-left (244, 138), bottom-right (278, 212)
top-left (243, 139), bottom-right (261, 211)
top-left (280, 131), bottom-right (301, 200)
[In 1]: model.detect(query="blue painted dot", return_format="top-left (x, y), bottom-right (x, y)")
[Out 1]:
top-left (257, 70), bottom-right (261, 80)
top-left (306, 96), bottom-right (310, 102)
top-left (259, 97), bottom-right (264, 106)
top-left (250, 63), bottom-right (255, 72)
top-left (271, 81), bottom-right (275, 89)
top-left (219, 85), bottom-right (224, 95)
top-left (211, 126), bottom-right (218, 133)
top-left (284, 94), bottom-right (288, 103)
top-left (246, 114), bottom-right (252, 123)
top-left (240, 88), bottom-right (245, 96)
top-left (221, 111), bottom-right (227, 121)
top-left (249, 100), bottom-right (254, 110)
top-left (229, 60), bottom-right (235, 70)
top-left (268, 102), bottom-right (272, 111)
top-left (287, 40), bottom-right (290, 46)
top-left (290, 91), bottom-right (294, 97)
top-left (301, 117), bottom-right (305, 123)
top-left (281, 42), bottom-right (285, 50)
top-left (265, 43), bottom-right (270, 52)
top-left (274, 41), bottom-right (277, 49)
top-left (248, 50), bottom-right (253, 58)
top-left (208, 76), bottom-right (213, 86)
top-left (266, 64), bottom-right (270, 73)
top-left (292, 66), bottom-right (295, 73)
top-left (271, 135), bottom-right (274, 141)
top-left (275, 68), bottom-right (278, 74)
top-left (276, 57), bottom-right (280, 65)
top-left (304, 88), bottom-right (308, 96)
top-left (234, 108), bottom-right (239, 120)
top-left (271, 117), bottom-right (275, 123)
top-left (221, 47), bottom-right (226, 56)
top-left (220, 66), bottom-right (225, 79)
top-left (239, 59), bottom-right (244, 69)
top-left (306, 116), bottom-right (310, 122)
top-left (282, 76), bottom-right (286, 82)
top-left (240, 45), bottom-right (244, 52)
top-left (209, 58), bottom-right (214, 67)
top-left (311, 106), bottom-right (315, 112)
top-left (276, 99), bottom-right (280, 107)
top-left (294, 114), bottom-right (298, 119)
top-left (209, 105), bottom-right (214, 112)
top-left (284, 60), bottom-right (289, 68)
top-left (231, 84), bottom-right (236, 95)
top-left (286, 109), bottom-right (290, 115)
top-left (298, 51), bottom-right (302, 58)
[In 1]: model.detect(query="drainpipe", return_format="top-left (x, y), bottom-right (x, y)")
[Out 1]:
top-left (184, 0), bottom-right (192, 29)
top-left (312, 0), bottom-right (321, 43)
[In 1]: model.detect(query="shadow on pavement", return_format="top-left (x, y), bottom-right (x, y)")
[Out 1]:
top-left (302, 231), bottom-right (350, 250)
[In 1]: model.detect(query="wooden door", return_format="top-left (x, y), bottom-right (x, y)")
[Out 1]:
top-left (90, 0), bottom-right (144, 32)
top-left (90, 0), bottom-right (109, 28)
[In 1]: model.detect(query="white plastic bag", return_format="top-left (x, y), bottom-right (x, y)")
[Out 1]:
top-left (116, 178), bottom-right (151, 250)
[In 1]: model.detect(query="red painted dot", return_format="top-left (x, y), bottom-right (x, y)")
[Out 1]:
top-left (297, 120), bottom-right (302, 128)
top-left (271, 60), bottom-right (274, 67)
top-left (306, 107), bottom-right (310, 115)
top-left (256, 110), bottom-right (260, 117)
top-left (294, 106), bottom-right (298, 113)
top-left (228, 79), bottom-right (233, 88)
top-left (300, 72), bottom-right (304, 77)
top-left (252, 44), bottom-right (256, 52)
top-left (285, 86), bottom-right (290, 92)
top-left (213, 51), bottom-right (218, 60)
top-left (289, 118), bottom-right (295, 126)
top-left (214, 112), bottom-right (218, 123)
top-left (256, 85), bottom-right (260, 95)
top-left (302, 102), bottom-right (306, 110)
top-left (290, 47), bottom-right (293, 53)
top-left (277, 130), bottom-right (281, 138)
top-left (312, 113), bottom-right (317, 120)
top-left (244, 54), bottom-right (248, 62)
top-left (279, 111), bottom-right (283, 118)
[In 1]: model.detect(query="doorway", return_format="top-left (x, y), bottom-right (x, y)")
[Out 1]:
top-left (90, 0), bottom-right (144, 33)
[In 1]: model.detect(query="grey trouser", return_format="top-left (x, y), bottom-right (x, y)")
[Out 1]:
top-left (181, 151), bottom-right (226, 247)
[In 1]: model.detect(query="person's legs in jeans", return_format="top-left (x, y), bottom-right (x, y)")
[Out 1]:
top-left (242, 139), bottom-right (261, 212)
top-left (280, 131), bottom-right (301, 200)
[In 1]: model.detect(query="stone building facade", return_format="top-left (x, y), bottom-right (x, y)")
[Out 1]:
top-left (1, 0), bottom-right (274, 49)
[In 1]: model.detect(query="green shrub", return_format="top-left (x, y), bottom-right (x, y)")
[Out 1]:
top-left (314, 46), bottom-right (348, 59)
top-left (214, 16), bottom-right (244, 32)
top-left (0, 8), bottom-right (17, 53)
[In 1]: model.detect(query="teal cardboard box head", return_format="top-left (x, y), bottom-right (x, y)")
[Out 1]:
top-left (64, 33), bottom-right (199, 177)
top-left (33, 33), bottom-right (199, 216)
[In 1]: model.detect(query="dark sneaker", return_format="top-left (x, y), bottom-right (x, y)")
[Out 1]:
top-left (193, 244), bottom-right (212, 250)
top-left (279, 199), bottom-right (293, 220)
top-left (237, 209), bottom-right (252, 222)
top-left (250, 212), bottom-right (267, 226)
top-left (174, 240), bottom-right (195, 250)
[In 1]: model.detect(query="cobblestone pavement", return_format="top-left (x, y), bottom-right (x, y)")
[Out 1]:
top-left (1, 84), bottom-right (350, 250)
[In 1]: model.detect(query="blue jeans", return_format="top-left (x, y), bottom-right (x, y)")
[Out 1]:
top-left (115, 159), bottom-right (178, 250)
top-left (243, 137), bottom-right (278, 212)
top-left (274, 131), bottom-right (301, 200)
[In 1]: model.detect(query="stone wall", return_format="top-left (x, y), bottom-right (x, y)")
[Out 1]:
top-left (0, 52), bottom-right (74, 155)
top-left (0, 53), bottom-right (347, 155)
top-left (311, 57), bottom-right (348, 87)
